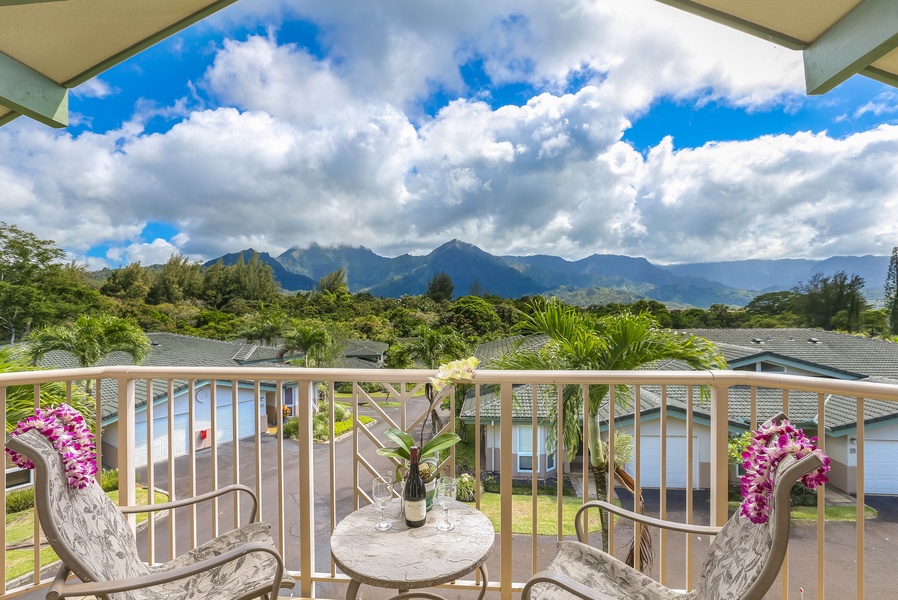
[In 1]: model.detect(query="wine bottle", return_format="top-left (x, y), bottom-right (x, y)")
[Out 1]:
top-left (404, 445), bottom-right (427, 527)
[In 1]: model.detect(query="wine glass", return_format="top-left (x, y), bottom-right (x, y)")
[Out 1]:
top-left (372, 476), bottom-right (393, 531)
top-left (436, 477), bottom-right (456, 532)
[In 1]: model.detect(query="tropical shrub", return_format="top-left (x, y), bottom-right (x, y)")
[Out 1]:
top-left (456, 472), bottom-right (480, 502)
top-left (6, 488), bottom-right (34, 514)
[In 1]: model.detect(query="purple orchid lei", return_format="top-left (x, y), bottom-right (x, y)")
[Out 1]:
top-left (6, 403), bottom-right (98, 490)
top-left (739, 419), bottom-right (830, 524)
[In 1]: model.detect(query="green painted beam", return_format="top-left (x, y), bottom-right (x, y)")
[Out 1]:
top-left (0, 51), bottom-right (67, 128)
top-left (0, 1), bottom-right (69, 5)
top-left (861, 64), bottom-right (898, 90)
top-left (64, 0), bottom-right (240, 88)
top-left (804, 0), bottom-right (898, 95)
top-left (651, 0), bottom-right (807, 51)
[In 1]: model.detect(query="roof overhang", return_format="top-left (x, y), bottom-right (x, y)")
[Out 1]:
top-left (0, 0), bottom-right (239, 128)
top-left (654, 0), bottom-right (898, 94)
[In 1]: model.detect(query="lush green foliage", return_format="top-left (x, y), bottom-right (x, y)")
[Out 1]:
top-left (426, 271), bottom-right (454, 303)
top-left (455, 472), bottom-right (481, 501)
top-left (5, 488), bottom-right (35, 514)
top-left (4, 223), bottom-right (896, 381)
top-left (886, 247), bottom-right (898, 335)
top-left (1, 347), bottom-right (95, 432)
top-left (0, 222), bottom-right (104, 344)
top-left (26, 314), bottom-right (151, 370)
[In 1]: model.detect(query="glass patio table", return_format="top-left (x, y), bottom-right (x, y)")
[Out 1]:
top-left (330, 502), bottom-right (495, 600)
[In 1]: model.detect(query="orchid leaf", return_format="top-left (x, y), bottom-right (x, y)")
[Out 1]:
top-left (382, 428), bottom-right (415, 449)
top-left (420, 432), bottom-right (461, 456)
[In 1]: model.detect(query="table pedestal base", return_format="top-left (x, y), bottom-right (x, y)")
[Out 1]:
top-left (345, 565), bottom-right (489, 600)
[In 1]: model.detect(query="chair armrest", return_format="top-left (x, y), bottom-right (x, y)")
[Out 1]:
top-left (119, 483), bottom-right (260, 523)
top-left (574, 500), bottom-right (721, 543)
top-left (46, 541), bottom-right (283, 600)
top-left (522, 570), bottom-right (618, 600)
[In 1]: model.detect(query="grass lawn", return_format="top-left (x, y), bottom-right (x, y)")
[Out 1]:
top-left (5, 488), bottom-right (167, 583)
top-left (475, 493), bottom-right (605, 536)
top-left (331, 415), bottom-right (375, 438)
top-left (727, 501), bottom-right (877, 521)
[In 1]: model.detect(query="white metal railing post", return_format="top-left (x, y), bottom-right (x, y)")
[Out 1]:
top-left (500, 382), bottom-right (514, 600)
top-left (117, 375), bottom-right (137, 531)
top-left (297, 379), bottom-right (317, 597)
top-left (709, 376), bottom-right (729, 527)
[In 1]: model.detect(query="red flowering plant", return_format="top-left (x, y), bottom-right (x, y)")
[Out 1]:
top-left (6, 403), bottom-right (98, 489)
top-left (739, 419), bottom-right (830, 524)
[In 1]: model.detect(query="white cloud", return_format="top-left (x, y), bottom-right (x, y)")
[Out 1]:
top-left (71, 77), bottom-right (118, 99)
top-left (855, 91), bottom-right (898, 118)
top-left (0, 2), bottom-right (894, 271)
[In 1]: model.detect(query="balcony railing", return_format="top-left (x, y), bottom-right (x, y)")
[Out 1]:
top-left (3, 366), bottom-right (898, 599)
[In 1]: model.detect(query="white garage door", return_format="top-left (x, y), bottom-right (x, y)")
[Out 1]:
top-left (135, 413), bottom-right (189, 467)
top-left (865, 440), bottom-right (898, 495)
top-left (214, 400), bottom-right (258, 444)
top-left (625, 436), bottom-right (699, 489)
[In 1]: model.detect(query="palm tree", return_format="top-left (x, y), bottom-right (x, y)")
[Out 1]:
top-left (2, 347), bottom-right (95, 432)
top-left (282, 325), bottom-right (330, 367)
top-left (25, 314), bottom-right (151, 392)
top-left (238, 307), bottom-right (288, 347)
top-left (493, 298), bottom-right (726, 563)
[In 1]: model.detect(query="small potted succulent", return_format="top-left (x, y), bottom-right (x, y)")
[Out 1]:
top-left (377, 357), bottom-right (478, 509)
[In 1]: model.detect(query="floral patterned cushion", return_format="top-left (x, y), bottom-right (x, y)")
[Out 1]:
top-left (691, 454), bottom-right (799, 600)
top-left (529, 451), bottom-right (807, 600)
top-left (528, 540), bottom-right (687, 600)
top-left (17, 429), bottom-right (292, 599)
top-left (23, 429), bottom-right (149, 583)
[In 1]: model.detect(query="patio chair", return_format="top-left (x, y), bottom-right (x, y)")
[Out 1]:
top-left (522, 414), bottom-right (824, 600)
top-left (6, 429), bottom-right (295, 600)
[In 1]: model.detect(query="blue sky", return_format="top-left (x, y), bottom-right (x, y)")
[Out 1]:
top-left (3, 0), bottom-right (898, 268)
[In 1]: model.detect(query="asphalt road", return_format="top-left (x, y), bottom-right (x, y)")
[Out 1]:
top-left (14, 401), bottom-right (898, 599)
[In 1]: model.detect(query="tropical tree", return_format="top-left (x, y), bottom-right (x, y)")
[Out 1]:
top-left (425, 271), bottom-right (454, 303)
top-left (1, 347), bottom-right (95, 432)
top-left (0, 222), bottom-right (103, 343)
top-left (238, 307), bottom-right (288, 346)
top-left (25, 314), bottom-right (151, 392)
top-left (792, 271), bottom-right (867, 330)
top-left (493, 298), bottom-right (726, 560)
top-left (886, 246), bottom-right (898, 335)
top-left (100, 261), bottom-right (153, 302)
top-left (318, 268), bottom-right (349, 295)
top-left (282, 325), bottom-right (330, 367)
top-left (147, 253), bottom-right (204, 304)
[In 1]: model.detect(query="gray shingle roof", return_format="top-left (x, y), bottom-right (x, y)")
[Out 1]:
top-left (682, 328), bottom-right (898, 379)
top-left (31, 333), bottom-right (300, 423)
top-left (468, 329), bottom-right (898, 432)
top-left (474, 334), bottom-right (549, 364)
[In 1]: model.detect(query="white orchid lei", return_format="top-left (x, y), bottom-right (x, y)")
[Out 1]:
top-left (6, 403), bottom-right (98, 489)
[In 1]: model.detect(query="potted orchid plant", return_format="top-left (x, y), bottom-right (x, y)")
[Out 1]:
top-left (377, 357), bottom-right (479, 508)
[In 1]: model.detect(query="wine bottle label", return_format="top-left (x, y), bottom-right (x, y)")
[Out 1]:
top-left (405, 499), bottom-right (426, 523)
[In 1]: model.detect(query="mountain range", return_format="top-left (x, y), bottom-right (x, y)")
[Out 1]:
top-left (205, 240), bottom-right (890, 309)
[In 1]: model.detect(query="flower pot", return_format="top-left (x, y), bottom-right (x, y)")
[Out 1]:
top-left (425, 480), bottom-right (436, 511)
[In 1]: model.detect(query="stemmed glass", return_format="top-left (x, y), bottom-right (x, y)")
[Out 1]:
top-left (372, 476), bottom-right (393, 531)
top-left (436, 477), bottom-right (456, 532)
